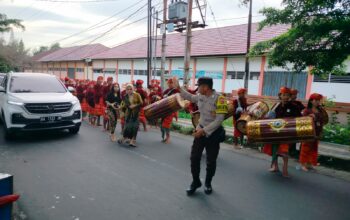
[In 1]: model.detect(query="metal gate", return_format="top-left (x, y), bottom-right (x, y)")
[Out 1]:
top-left (262, 71), bottom-right (307, 99)
top-left (68, 68), bottom-right (75, 79)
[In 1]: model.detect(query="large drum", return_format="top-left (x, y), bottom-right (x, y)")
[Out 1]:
top-left (191, 102), bottom-right (234, 128)
top-left (144, 94), bottom-right (189, 120)
top-left (236, 101), bottom-right (269, 134)
top-left (246, 116), bottom-right (316, 144)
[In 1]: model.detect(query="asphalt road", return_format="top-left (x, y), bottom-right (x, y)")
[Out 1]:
top-left (0, 122), bottom-right (350, 220)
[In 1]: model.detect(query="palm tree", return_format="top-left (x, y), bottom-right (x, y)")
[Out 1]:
top-left (0, 13), bottom-right (25, 33)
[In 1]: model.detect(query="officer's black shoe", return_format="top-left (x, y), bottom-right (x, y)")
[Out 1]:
top-left (186, 181), bottom-right (202, 196)
top-left (204, 183), bottom-right (213, 195)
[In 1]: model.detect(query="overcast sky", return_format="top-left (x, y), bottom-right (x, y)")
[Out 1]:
top-left (1, 0), bottom-right (283, 51)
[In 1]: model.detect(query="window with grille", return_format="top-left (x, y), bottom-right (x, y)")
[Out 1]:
top-left (330, 73), bottom-right (350, 83)
top-left (313, 73), bottom-right (350, 83)
top-left (250, 72), bottom-right (260, 80)
top-left (103, 68), bottom-right (116, 74)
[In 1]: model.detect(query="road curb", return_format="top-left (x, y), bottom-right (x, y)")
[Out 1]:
top-left (163, 127), bottom-right (350, 183)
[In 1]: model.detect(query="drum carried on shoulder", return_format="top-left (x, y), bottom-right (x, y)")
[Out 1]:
top-left (236, 101), bottom-right (269, 134)
top-left (246, 116), bottom-right (316, 144)
top-left (144, 94), bottom-right (189, 120)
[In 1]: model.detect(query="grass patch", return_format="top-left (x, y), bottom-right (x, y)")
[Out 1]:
top-left (178, 110), bottom-right (233, 127)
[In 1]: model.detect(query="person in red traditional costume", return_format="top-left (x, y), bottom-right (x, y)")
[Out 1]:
top-left (135, 79), bottom-right (149, 131)
top-left (160, 78), bottom-right (180, 143)
top-left (263, 87), bottom-right (301, 177)
top-left (147, 85), bottom-right (162, 127)
top-left (94, 76), bottom-right (105, 126)
top-left (76, 80), bottom-right (88, 120)
top-left (299, 93), bottom-right (325, 171)
top-left (155, 79), bottom-right (163, 94)
top-left (102, 77), bottom-right (114, 131)
top-left (233, 88), bottom-right (248, 149)
top-left (86, 81), bottom-right (96, 125)
top-left (64, 77), bottom-right (70, 88)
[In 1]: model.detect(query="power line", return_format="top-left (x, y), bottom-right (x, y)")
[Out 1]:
top-left (45, 0), bottom-right (146, 45)
top-left (206, 0), bottom-right (244, 88)
top-left (48, 2), bottom-right (148, 60)
top-left (32, 0), bottom-right (123, 3)
top-left (24, 1), bottom-right (64, 21)
top-left (60, 0), bottom-right (162, 47)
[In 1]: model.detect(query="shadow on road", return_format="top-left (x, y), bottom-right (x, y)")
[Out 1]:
top-left (0, 124), bottom-right (77, 145)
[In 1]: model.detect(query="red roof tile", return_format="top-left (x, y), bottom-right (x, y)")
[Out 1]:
top-left (38, 43), bottom-right (109, 62)
top-left (91, 23), bottom-right (289, 59)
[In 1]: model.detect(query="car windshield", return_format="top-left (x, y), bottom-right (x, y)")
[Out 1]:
top-left (10, 75), bottom-right (66, 93)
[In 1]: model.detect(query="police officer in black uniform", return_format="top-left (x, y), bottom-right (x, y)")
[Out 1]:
top-left (173, 77), bottom-right (227, 195)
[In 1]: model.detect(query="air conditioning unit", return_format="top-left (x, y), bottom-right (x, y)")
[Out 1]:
top-left (168, 1), bottom-right (188, 20)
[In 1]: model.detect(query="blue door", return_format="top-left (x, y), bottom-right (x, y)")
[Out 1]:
top-left (262, 71), bottom-right (308, 99)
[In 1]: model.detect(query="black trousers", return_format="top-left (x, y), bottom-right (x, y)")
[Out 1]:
top-left (190, 129), bottom-right (221, 183)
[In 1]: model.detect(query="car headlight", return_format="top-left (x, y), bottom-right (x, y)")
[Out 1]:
top-left (7, 100), bottom-right (24, 106)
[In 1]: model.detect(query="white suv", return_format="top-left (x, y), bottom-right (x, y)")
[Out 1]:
top-left (0, 72), bottom-right (82, 139)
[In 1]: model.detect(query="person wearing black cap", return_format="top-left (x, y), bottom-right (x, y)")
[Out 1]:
top-left (173, 77), bottom-right (227, 195)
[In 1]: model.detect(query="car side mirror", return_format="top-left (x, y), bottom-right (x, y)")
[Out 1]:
top-left (67, 86), bottom-right (76, 93)
top-left (0, 86), bottom-right (5, 93)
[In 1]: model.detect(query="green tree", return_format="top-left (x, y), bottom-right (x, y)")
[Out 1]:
top-left (33, 43), bottom-right (60, 55)
top-left (250, 0), bottom-right (350, 76)
top-left (0, 13), bottom-right (26, 72)
top-left (50, 42), bottom-right (61, 50)
top-left (0, 13), bottom-right (24, 33)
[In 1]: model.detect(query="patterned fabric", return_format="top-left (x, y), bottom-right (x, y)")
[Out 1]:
top-left (81, 98), bottom-right (89, 112)
top-left (107, 108), bottom-right (118, 134)
top-left (94, 97), bottom-right (105, 116)
top-left (120, 92), bottom-right (143, 139)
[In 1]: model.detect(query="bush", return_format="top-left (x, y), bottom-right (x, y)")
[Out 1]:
top-left (178, 110), bottom-right (233, 128)
top-left (321, 112), bottom-right (350, 146)
top-left (171, 123), bottom-right (182, 131)
top-left (322, 124), bottom-right (350, 146)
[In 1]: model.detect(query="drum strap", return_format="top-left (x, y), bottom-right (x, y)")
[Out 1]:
top-left (165, 88), bottom-right (175, 97)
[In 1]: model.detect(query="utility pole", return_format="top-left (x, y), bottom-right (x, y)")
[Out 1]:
top-left (183, 0), bottom-right (193, 87)
top-left (153, 10), bottom-right (159, 80)
top-left (160, 0), bottom-right (168, 90)
top-left (243, 0), bottom-right (252, 89)
top-left (147, 0), bottom-right (152, 87)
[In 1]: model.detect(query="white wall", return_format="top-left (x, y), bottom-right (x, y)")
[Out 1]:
top-left (224, 79), bottom-right (259, 95)
top-left (197, 58), bottom-right (224, 71)
top-left (133, 59), bottom-right (147, 70)
top-left (93, 60), bottom-right (104, 69)
top-left (118, 60), bottom-right (131, 69)
top-left (311, 82), bottom-right (350, 102)
top-left (105, 60), bottom-right (117, 69)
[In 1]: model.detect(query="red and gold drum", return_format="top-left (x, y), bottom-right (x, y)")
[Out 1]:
top-left (246, 116), bottom-right (316, 144)
top-left (144, 94), bottom-right (189, 120)
top-left (236, 101), bottom-right (269, 134)
top-left (236, 114), bottom-right (252, 134)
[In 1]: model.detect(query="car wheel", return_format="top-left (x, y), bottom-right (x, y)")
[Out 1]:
top-left (3, 116), bottom-right (15, 140)
top-left (68, 126), bottom-right (80, 134)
